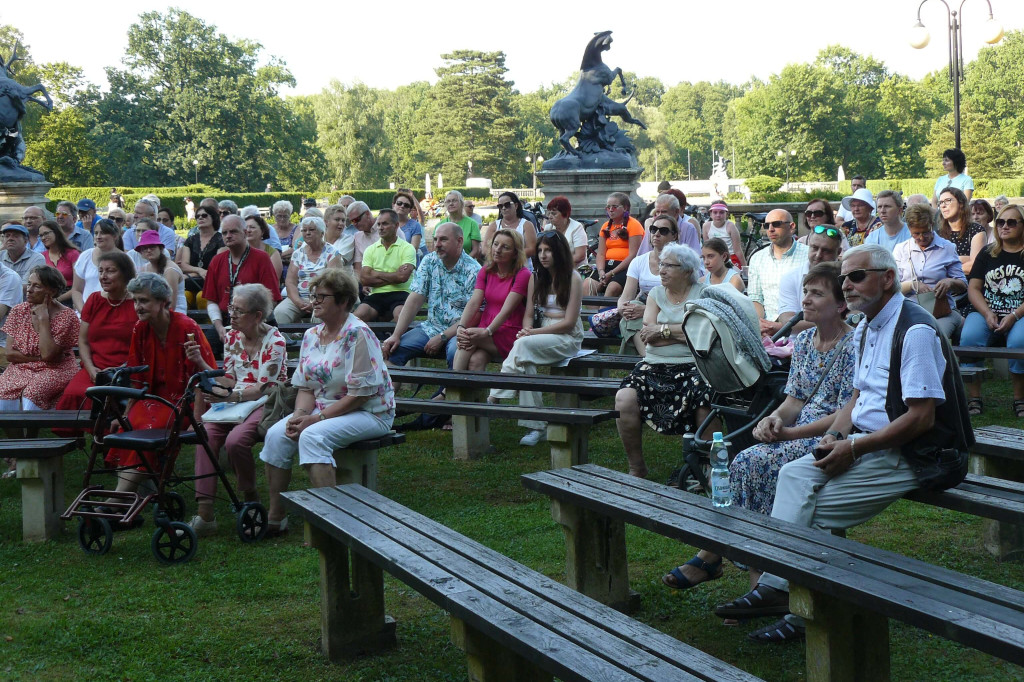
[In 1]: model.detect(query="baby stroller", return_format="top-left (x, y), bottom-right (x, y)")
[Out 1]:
top-left (61, 365), bottom-right (269, 564)
top-left (673, 287), bottom-right (800, 493)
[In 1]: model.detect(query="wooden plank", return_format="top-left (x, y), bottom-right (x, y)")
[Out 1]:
top-left (396, 398), bottom-right (617, 426)
top-left (0, 438), bottom-right (80, 458)
top-left (953, 346), bottom-right (1024, 360)
top-left (974, 425), bottom-right (1024, 463)
top-left (387, 367), bottom-right (621, 397)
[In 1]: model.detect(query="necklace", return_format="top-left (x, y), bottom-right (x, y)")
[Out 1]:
top-left (105, 293), bottom-right (129, 309)
top-left (815, 326), bottom-right (847, 351)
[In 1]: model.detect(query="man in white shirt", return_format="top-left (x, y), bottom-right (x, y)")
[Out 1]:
top-left (746, 209), bottom-right (808, 333)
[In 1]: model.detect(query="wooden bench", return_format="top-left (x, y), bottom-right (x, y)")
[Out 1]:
top-left (331, 431), bottom-right (404, 491)
top-left (397, 398), bottom-right (616, 468)
top-left (972, 425), bottom-right (1024, 560)
top-left (5, 438), bottom-right (80, 541)
top-left (559, 352), bottom-right (639, 378)
top-left (904, 473), bottom-right (1024, 525)
top-left (0, 409), bottom-right (93, 437)
top-left (281, 483), bottom-right (762, 681)
top-left (522, 464), bottom-right (1024, 680)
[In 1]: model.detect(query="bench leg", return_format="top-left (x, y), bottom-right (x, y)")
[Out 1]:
top-left (553, 392), bottom-right (580, 409)
top-left (17, 456), bottom-right (65, 542)
top-left (307, 523), bottom-right (396, 661)
top-left (450, 616), bottom-right (552, 682)
top-left (547, 424), bottom-right (590, 469)
top-left (549, 500), bottom-right (634, 612)
top-left (790, 585), bottom-right (890, 682)
top-left (334, 448), bottom-right (378, 491)
top-left (972, 456), bottom-right (1024, 561)
top-left (448, 386), bottom-right (490, 460)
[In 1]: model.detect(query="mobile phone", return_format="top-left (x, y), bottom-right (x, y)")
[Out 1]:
top-left (813, 445), bottom-right (830, 461)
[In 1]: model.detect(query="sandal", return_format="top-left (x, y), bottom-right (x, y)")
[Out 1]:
top-left (1014, 400), bottom-right (1024, 418)
top-left (714, 584), bottom-right (790, 619)
top-left (662, 555), bottom-right (723, 590)
top-left (265, 517), bottom-right (289, 538)
top-left (747, 618), bottom-right (805, 643)
top-left (968, 397), bottom-right (983, 416)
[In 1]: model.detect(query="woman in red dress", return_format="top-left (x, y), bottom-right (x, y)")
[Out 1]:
top-left (57, 252), bottom-right (138, 412)
top-left (105, 272), bottom-right (216, 494)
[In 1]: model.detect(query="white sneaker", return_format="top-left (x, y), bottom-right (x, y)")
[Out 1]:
top-left (188, 515), bottom-right (218, 537)
top-left (519, 429), bottom-right (546, 447)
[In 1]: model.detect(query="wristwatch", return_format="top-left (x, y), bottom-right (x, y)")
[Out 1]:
top-left (661, 324), bottom-right (671, 339)
top-left (825, 429), bottom-right (844, 440)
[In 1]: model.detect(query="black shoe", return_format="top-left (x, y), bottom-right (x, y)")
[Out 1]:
top-left (714, 585), bottom-right (790, 619)
top-left (747, 618), bottom-right (805, 643)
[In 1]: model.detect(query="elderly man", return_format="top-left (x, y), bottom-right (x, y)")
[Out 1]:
top-left (354, 209), bottom-right (416, 322)
top-left (442, 191), bottom-right (482, 259)
top-left (714, 244), bottom-right (971, 643)
top-left (637, 192), bottom-right (701, 257)
top-left (107, 207), bottom-right (127, 233)
top-left (906, 193), bottom-right (930, 208)
top-left (464, 200), bottom-right (483, 225)
top-left (772, 224), bottom-right (843, 335)
top-left (0, 223), bottom-right (45, 283)
top-left (747, 209), bottom-right (809, 330)
top-left (123, 199), bottom-right (178, 255)
top-left (21, 206), bottom-right (46, 253)
top-left (55, 201), bottom-right (93, 251)
top-left (342, 201), bottom-right (375, 272)
top-left (202, 215), bottom-right (282, 342)
top-left (382, 222), bottom-right (481, 368)
top-left (218, 199), bottom-right (239, 218)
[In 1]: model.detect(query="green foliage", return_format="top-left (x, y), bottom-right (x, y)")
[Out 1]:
top-left (22, 107), bottom-right (105, 186)
top-left (984, 179), bottom-right (1024, 198)
top-left (326, 187), bottom-right (491, 211)
top-left (754, 190), bottom-right (845, 203)
top-left (745, 175), bottom-right (784, 193)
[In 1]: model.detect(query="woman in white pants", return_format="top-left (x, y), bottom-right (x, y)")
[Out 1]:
top-left (489, 231), bottom-right (583, 446)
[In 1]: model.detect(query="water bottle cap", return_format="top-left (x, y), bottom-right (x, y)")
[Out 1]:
top-left (713, 431), bottom-right (723, 440)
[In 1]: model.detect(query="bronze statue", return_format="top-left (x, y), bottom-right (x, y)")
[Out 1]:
top-left (0, 46), bottom-right (53, 182)
top-left (546, 31), bottom-right (646, 170)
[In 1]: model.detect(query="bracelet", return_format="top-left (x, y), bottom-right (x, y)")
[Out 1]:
top-left (486, 327), bottom-right (492, 336)
top-left (1014, 310), bottom-right (1021, 321)
top-left (850, 438), bottom-right (858, 460)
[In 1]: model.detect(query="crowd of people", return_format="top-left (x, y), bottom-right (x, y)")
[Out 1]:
top-left (0, 173), bottom-right (1003, 644)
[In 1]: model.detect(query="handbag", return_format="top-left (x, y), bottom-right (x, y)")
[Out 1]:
top-left (909, 257), bottom-right (952, 319)
top-left (202, 396), bottom-right (268, 424)
top-left (257, 384), bottom-right (299, 438)
top-left (589, 307), bottom-right (622, 337)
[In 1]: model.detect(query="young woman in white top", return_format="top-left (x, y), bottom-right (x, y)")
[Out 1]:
top-left (701, 202), bottom-right (746, 268)
top-left (701, 238), bottom-right (745, 292)
top-left (483, 191), bottom-right (538, 269)
top-left (489, 231), bottom-right (583, 446)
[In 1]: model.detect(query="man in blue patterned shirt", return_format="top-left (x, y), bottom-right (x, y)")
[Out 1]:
top-left (381, 222), bottom-right (481, 367)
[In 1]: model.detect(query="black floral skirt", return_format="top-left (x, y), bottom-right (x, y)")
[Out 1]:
top-left (620, 362), bottom-right (711, 435)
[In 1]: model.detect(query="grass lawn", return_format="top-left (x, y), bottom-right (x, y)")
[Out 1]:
top-left (1, 372), bottom-right (1023, 681)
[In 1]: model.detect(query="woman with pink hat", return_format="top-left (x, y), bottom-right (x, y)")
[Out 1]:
top-left (134, 221), bottom-right (187, 311)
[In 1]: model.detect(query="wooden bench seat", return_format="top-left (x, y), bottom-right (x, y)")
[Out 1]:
top-left (3, 438), bottom-right (80, 541)
top-left (396, 398), bottom-right (616, 468)
top-left (970, 425), bottom-right (1024, 560)
top-left (522, 464), bottom-right (1024, 680)
top-left (282, 483), bottom-right (762, 681)
top-left (0, 409), bottom-right (93, 436)
top-left (905, 473), bottom-right (1024, 525)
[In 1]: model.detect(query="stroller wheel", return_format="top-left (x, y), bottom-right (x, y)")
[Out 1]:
top-left (78, 517), bottom-right (113, 555)
top-left (156, 491), bottom-right (186, 522)
top-left (152, 521), bottom-right (198, 565)
top-left (237, 502), bottom-right (268, 543)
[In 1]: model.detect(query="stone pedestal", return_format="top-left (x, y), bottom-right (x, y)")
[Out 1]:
top-left (536, 167), bottom-right (643, 228)
top-left (0, 181), bottom-right (52, 223)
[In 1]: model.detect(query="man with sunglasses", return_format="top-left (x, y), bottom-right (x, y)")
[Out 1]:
top-left (54, 200), bottom-right (93, 251)
top-left (746, 209), bottom-right (808, 331)
top-left (773, 224), bottom-right (844, 335)
top-left (464, 201), bottom-right (483, 225)
top-left (716, 244), bottom-right (970, 643)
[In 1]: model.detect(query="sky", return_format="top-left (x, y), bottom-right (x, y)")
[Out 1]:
top-left (4, 0), bottom-right (1024, 95)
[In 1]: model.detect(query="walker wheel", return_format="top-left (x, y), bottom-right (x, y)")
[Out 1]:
top-left (78, 517), bottom-right (113, 555)
top-left (151, 521), bottom-right (198, 564)
top-left (237, 502), bottom-right (268, 543)
top-left (157, 491), bottom-right (187, 522)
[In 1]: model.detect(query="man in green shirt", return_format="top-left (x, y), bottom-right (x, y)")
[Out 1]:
top-left (442, 190), bottom-right (482, 261)
top-left (354, 209), bottom-right (417, 322)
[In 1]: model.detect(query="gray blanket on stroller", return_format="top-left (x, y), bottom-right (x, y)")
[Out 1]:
top-left (694, 287), bottom-right (771, 374)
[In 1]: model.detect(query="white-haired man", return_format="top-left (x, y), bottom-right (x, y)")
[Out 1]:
top-left (123, 198), bottom-right (178, 255)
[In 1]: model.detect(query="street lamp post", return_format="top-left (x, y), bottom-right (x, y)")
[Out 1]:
top-left (910, 0), bottom-right (1003, 150)
top-left (193, 159), bottom-right (198, 184)
top-left (777, 149), bottom-right (796, 188)
top-left (525, 154), bottom-right (544, 195)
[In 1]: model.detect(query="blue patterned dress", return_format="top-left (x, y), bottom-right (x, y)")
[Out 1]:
top-left (729, 328), bottom-right (856, 514)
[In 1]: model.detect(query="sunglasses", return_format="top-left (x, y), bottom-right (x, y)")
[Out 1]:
top-left (112, 217), bottom-right (125, 224)
top-left (196, 212), bottom-right (210, 219)
top-left (497, 202), bottom-right (514, 210)
top-left (394, 201), bottom-right (413, 209)
top-left (55, 211), bottom-right (71, 217)
top-left (649, 226), bottom-right (676, 236)
top-left (219, 210), bottom-right (230, 216)
top-left (804, 209), bottom-right (826, 219)
top-left (839, 268), bottom-right (887, 284)
top-left (765, 220), bottom-right (791, 229)
top-left (996, 218), bottom-right (1022, 229)
top-left (813, 225), bottom-right (841, 239)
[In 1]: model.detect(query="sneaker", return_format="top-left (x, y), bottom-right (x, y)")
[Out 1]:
top-left (519, 429), bottom-right (546, 447)
top-left (188, 515), bottom-right (218, 537)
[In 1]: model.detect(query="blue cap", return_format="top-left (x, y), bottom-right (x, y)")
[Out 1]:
top-left (1, 224), bottom-right (28, 236)
top-left (76, 198), bottom-right (96, 212)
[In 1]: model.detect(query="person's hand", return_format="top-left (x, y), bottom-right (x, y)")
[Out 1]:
top-left (361, 286), bottom-right (371, 297)
top-left (812, 437), bottom-right (855, 478)
top-left (638, 322), bottom-right (661, 344)
top-left (753, 415), bottom-right (784, 443)
top-left (984, 311), bottom-right (1000, 331)
top-left (516, 328), bottom-right (534, 339)
top-left (30, 301), bottom-right (50, 331)
top-left (916, 281), bottom-right (934, 294)
top-left (184, 339), bottom-right (204, 364)
top-left (381, 335), bottom-right (399, 358)
top-left (423, 334), bottom-right (445, 355)
top-left (285, 413), bottom-right (316, 440)
top-left (86, 365), bottom-right (99, 382)
top-left (396, 264), bottom-right (414, 278)
top-left (996, 314), bottom-right (1017, 335)
top-left (195, 267), bottom-right (207, 278)
top-left (300, 300), bottom-right (314, 313)
top-left (760, 318), bottom-right (782, 336)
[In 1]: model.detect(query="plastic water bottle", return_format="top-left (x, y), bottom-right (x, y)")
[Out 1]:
top-left (709, 431), bottom-right (732, 508)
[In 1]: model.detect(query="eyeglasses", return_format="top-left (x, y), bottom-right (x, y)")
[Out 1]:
top-left (996, 218), bottom-right (1022, 229)
top-left (658, 261), bottom-right (682, 270)
top-left (227, 306), bottom-right (253, 316)
top-left (839, 268), bottom-right (887, 284)
top-left (310, 292), bottom-right (340, 304)
top-left (38, 231), bottom-right (54, 238)
top-left (497, 202), bottom-right (514, 210)
top-left (350, 212), bottom-right (366, 223)
top-left (649, 226), bottom-right (676, 236)
top-left (937, 198), bottom-right (956, 208)
top-left (394, 201), bottom-right (413, 209)
top-left (765, 220), bottom-right (791, 229)
top-left (112, 217), bottom-right (125, 224)
top-left (605, 204), bottom-right (622, 211)
top-left (804, 209), bottom-right (826, 219)
top-left (813, 225), bottom-right (841, 239)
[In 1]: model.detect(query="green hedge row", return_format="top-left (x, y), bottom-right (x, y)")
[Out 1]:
top-left (837, 178), bottom-right (1024, 199)
top-left (325, 187), bottom-right (492, 211)
top-left (754, 190), bottom-right (845, 203)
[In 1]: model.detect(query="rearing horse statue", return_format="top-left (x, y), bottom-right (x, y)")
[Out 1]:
top-left (549, 31), bottom-right (646, 158)
top-left (0, 46), bottom-right (53, 167)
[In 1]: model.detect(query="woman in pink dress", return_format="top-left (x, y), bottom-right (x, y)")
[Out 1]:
top-left (453, 228), bottom-right (531, 371)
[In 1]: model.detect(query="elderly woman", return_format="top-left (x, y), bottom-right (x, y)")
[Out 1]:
top-left (260, 268), bottom-right (395, 536)
top-left (994, 195), bottom-right (1010, 215)
top-left (324, 204), bottom-right (349, 251)
top-left (0, 266), bottom-right (80, 411)
top-left (453, 228), bottom-right (531, 371)
top-left (244, 213), bottom-right (284, 277)
top-left (893, 204), bottom-right (967, 339)
top-left (841, 189), bottom-right (882, 247)
top-left (275, 215), bottom-right (343, 324)
top-left (271, 200), bottom-right (297, 262)
top-left (586, 192), bottom-right (644, 296)
top-left (71, 219), bottom-right (123, 311)
top-left (104, 273), bottom-right (216, 494)
top-left (615, 243), bottom-right (709, 479)
top-left (544, 196), bottom-right (588, 266)
top-left (38, 220), bottom-right (80, 304)
top-left (190, 284), bottom-right (288, 536)
top-left (180, 205), bottom-right (224, 309)
top-left (662, 262), bottom-right (855, 598)
top-left (57, 253), bottom-right (137, 411)
top-left (961, 204), bottom-right (1024, 417)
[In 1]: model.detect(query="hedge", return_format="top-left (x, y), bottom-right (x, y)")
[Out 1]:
top-left (744, 175), bottom-right (785, 194)
top-left (837, 178), bottom-right (1024, 199)
top-left (326, 187), bottom-right (492, 210)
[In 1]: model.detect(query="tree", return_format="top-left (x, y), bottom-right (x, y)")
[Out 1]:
top-left (314, 81), bottom-right (389, 189)
top-left (22, 107), bottom-right (105, 185)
